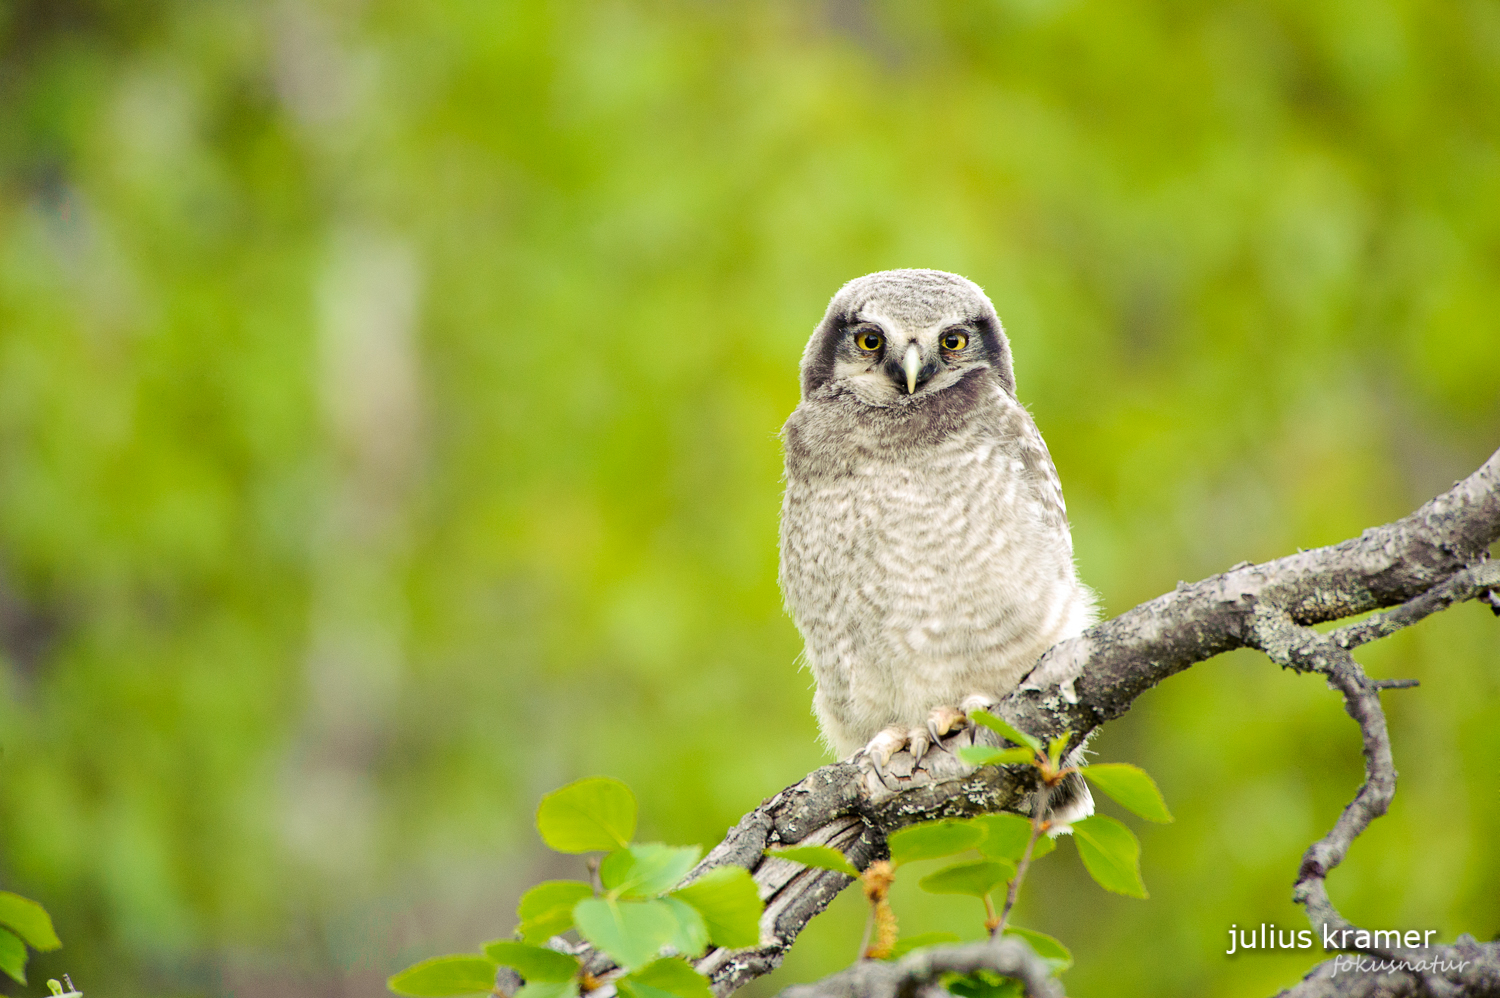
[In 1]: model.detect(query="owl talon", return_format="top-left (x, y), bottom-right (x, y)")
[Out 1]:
top-left (864, 727), bottom-right (906, 770)
top-left (857, 746), bottom-right (906, 794)
top-left (925, 705), bottom-right (969, 750)
top-left (856, 724), bottom-right (942, 791)
top-left (908, 727), bottom-right (933, 763)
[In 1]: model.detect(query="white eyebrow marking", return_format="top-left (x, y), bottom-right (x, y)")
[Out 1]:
top-left (854, 306), bottom-right (966, 347)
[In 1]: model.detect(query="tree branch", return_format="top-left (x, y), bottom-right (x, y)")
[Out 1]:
top-left (1248, 611), bottom-right (1397, 944)
top-left (776, 936), bottom-right (1064, 998)
top-left (1277, 934), bottom-right (1500, 998)
top-left (1331, 560), bottom-right (1500, 650)
top-left (564, 447), bottom-right (1500, 997)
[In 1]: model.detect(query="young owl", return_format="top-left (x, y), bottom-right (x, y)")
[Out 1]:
top-left (778, 269), bottom-right (1095, 824)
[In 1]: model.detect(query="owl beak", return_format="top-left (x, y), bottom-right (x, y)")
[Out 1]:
top-left (902, 342), bottom-right (922, 395)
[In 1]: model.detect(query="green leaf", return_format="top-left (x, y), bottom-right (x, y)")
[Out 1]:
top-left (536, 777), bottom-right (638, 853)
top-left (917, 860), bottom-right (1014, 898)
top-left (572, 897), bottom-right (677, 970)
top-left (601, 843), bottom-right (703, 898)
top-left (956, 746), bottom-right (1036, 768)
top-left (660, 897), bottom-right (709, 957)
top-left (517, 914), bottom-right (573, 945)
top-left (0, 893), bottom-right (61, 951)
top-left (0, 927), bottom-right (26, 986)
top-left (616, 957), bottom-right (714, 998)
top-left (887, 932), bottom-right (961, 959)
top-left (670, 866), bottom-right (763, 949)
top-left (888, 820), bottom-right (985, 865)
top-left (1002, 927), bottom-right (1073, 975)
top-left (764, 845), bottom-right (859, 878)
top-left (516, 881), bottom-right (594, 943)
top-left (516, 982), bottom-right (580, 998)
top-left (970, 815), bottom-right (1054, 863)
top-left (1081, 764), bottom-right (1173, 823)
top-left (387, 955), bottom-right (499, 997)
top-left (1072, 816), bottom-right (1147, 898)
top-left (1046, 731), bottom-right (1071, 768)
top-left (967, 711), bottom-right (1042, 752)
top-left (481, 941), bottom-right (578, 983)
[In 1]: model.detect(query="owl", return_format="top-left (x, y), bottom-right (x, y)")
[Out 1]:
top-left (778, 269), bottom-right (1095, 823)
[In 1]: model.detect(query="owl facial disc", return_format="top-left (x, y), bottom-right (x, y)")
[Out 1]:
top-left (798, 269), bottom-right (1019, 403)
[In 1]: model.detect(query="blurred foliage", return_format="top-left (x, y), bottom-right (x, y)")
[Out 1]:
top-left (1, 1), bottom-right (1498, 996)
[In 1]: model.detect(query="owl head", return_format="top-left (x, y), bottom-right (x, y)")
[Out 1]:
top-left (798, 269), bottom-right (1016, 405)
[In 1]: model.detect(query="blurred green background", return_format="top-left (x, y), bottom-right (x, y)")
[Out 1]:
top-left (1, 1), bottom-right (1498, 996)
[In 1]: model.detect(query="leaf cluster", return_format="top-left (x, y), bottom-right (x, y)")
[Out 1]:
top-left (389, 778), bottom-right (764, 998)
top-left (960, 711), bottom-right (1173, 897)
top-left (769, 819), bottom-right (1071, 970)
top-left (0, 891), bottom-right (62, 986)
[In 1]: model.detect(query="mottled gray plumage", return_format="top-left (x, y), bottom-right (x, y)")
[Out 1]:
top-left (778, 269), bottom-right (1095, 820)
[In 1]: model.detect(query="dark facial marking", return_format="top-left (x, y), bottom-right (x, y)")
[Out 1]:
top-left (801, 309), bottom-right (851, 395)
top-left (972, 315), bottom-right (1015, 396)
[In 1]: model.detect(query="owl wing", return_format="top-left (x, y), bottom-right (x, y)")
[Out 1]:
top-left (997, 398), bottom-right (1071, 539)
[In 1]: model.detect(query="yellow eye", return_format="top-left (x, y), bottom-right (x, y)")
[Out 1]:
top-left (941, 331), bottom-right (969, 351)
top-left (855, 331), bottom-right (883, 352)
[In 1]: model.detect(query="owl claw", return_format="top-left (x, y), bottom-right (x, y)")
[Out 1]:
top-left (857, 732), bottom-right (909, 795)
top-left (856, 726), bottom-right (930, 793)
top-left (908, 727), bottom-right (933, 764)
top-left (864, 727), bottom-right (907, 770)
top-left (926, 705), bottom-right (969, 749)
top-left (855, 708), bottom-right (976, 790)
top-left (860, 762), bottom-right (900, 796)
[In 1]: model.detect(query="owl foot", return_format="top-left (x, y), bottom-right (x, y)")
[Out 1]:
top-left (924, 704), bottom-right (969, 753)
top-left (857, 727), bottom-right (923, 794)
top-left (864, 705), bottom-right (971, 767)
top-left (855, 706), bottom-right (980, 793)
